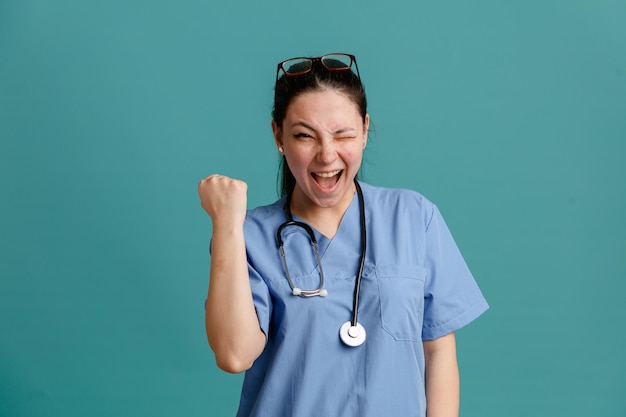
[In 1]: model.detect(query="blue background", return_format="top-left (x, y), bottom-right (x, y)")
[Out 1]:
top-left (1, 0), bottom-right (625, 415)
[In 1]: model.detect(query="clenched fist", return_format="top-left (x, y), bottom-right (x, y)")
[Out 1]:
top-left (198, 174), bottom-right (248, 226)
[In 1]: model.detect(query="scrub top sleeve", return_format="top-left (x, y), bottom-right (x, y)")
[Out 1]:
top-left (247, 260), bottom-right (272, 339)
top-left (422, 205), bottom-right (489, 341)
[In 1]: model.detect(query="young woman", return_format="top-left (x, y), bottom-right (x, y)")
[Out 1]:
top-left (198, 53), bottom-right (488, 417)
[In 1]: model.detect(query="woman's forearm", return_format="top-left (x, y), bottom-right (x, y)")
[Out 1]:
top-left (205, 220), bottom-right (265, 374)
top-left (423, 332), bottom-right (460, 417)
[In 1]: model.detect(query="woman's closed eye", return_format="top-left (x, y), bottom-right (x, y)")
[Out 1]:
top-left (293, 132), bottom-right (313, 139)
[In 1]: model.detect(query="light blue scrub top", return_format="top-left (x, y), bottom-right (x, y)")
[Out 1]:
top-left (236, 182), bottom-right (488, 417)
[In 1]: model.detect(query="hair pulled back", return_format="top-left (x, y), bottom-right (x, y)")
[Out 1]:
top-left (272, 59), bottom-right (367, 197)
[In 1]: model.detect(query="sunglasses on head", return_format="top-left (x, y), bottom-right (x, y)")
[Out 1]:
top-left (276, 53), bottom-right (360, 81)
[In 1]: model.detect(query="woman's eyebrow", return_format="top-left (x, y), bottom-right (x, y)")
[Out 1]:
top-left (333, 127), bottom-right (357, 135)
top-left (291, 121), bottom-right (356, 135)
top-left (290, 121), bottom-right (316, 131)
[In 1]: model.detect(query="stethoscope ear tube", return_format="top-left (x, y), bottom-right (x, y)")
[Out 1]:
top-left (277, 220), bottom-right (327, 298)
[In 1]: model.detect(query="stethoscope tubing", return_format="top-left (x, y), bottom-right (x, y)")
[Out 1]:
top-left (351, 181), bottom-right (366, 327)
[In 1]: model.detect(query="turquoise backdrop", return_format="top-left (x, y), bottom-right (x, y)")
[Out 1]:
top-left (1, 0), bottom-right (625, 416)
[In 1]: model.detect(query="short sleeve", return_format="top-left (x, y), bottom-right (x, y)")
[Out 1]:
top-left (421, 205), bottom-right (488, 340)
top-left (247, 259), bottom-right (272, 339)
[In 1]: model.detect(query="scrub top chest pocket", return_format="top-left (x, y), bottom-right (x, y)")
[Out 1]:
top-left (376, 264), bottom-right (427, 342)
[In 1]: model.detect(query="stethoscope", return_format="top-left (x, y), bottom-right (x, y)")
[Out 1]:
top-left (276, 180), bottom-right (367, 347)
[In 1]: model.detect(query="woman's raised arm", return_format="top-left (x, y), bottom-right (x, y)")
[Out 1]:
top-left (198, 174), bottom-right (266, 373)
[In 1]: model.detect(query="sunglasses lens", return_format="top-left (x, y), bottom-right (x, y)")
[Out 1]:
top-left (282, 58), bottom-right (313, 76)
top-left (321, 54), bottom-right (353, 70)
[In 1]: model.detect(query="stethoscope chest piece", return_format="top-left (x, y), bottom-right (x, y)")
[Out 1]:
top-left (339, 321), bottom-right (366, 347)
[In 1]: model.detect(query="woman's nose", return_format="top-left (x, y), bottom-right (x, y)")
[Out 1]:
top-left (317, 140), bottom-right (337, 164)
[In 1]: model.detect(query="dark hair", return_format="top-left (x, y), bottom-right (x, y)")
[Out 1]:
top-left (272, 59), bottom-right (367, 197)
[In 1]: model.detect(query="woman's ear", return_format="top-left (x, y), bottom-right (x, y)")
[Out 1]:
top-left (271, 120), bottom-right (283, 149)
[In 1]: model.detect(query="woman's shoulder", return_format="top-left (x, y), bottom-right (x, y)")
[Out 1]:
top-left (359, 181), bottom-right (436, 212)
top-left (247, 197), bottom-right (285, 219)
top-left (244, 197), bottom-right (287, 235)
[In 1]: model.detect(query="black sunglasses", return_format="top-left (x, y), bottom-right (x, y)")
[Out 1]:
top-left (276, 53), bottom-right (360, 81)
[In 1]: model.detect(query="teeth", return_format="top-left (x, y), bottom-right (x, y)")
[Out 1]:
top-left (315, 170), bottom-right (341, 178)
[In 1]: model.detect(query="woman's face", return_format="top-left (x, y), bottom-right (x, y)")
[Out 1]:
top-left (272, 89), bottom-right (369, 211)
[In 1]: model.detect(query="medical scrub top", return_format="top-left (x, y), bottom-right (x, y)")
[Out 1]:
top-left (237, 182), bottom-right (488, 417)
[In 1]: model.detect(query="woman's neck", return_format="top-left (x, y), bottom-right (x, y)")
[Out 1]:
top-left (289, 184), bottom-right (356, 239)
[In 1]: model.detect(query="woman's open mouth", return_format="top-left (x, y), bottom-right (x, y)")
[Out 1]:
top-left (312, 170), bottom-right (343, 188)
